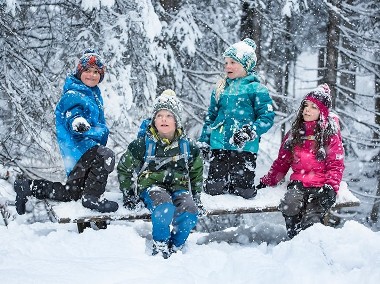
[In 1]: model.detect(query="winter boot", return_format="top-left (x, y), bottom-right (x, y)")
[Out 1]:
top-left (14, 177), bottom-right (33, 215)
top-left (152, 240), bottom-right (171, 259)
top-left (81, 194), bottom-right (118, 213)
top-left (284, 215), bottom-right (301, 239)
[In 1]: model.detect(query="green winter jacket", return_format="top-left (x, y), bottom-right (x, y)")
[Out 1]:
top-left (117, 128), bottom-right (203, 196)
top-left (199, 73), bottom-right (275, 153)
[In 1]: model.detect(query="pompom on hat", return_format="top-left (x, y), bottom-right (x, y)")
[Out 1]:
top-left (303, 83), bottom-right (332, 124)
top-left (223, 38), bottom-right (257, 74)
top-left (152, 89), bottom-right (183, 129)
top-left (75, 48), bottom-right (106, 83)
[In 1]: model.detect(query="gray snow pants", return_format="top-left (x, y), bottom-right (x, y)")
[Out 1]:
top-left (279, 181), bottom-right (335, 231)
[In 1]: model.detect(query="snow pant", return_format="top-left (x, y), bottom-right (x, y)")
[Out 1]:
top-left (30, 145), bottom-right (115, 201)
top-left (204, 149), bottom-right (257, 199)
top-left (279, 181), bottom-right (336, 239)
top-left (140, 187), bottom-right (198, 247)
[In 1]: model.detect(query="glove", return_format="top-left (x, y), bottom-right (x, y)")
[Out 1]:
top-left (193, 193), bottom-right (206, 217)
top-left (123, 194), bottom-right (140, 211)
top-left (320, 184), bottom-right (337, 210)
top-left (196, 141), bottom-right (210, 160)
top-left (256, 182), bottom-right (267, 190)
top-left (232, 125), bottom-right (257, 148)
top-left (72, 117), bottom-right (91, 133)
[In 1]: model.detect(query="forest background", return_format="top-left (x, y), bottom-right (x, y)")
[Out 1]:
top-left (0, 0), bottom-right (379, 229)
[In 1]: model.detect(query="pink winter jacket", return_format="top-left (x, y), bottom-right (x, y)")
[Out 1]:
top-left (260, 120), bottom-right (344, 192)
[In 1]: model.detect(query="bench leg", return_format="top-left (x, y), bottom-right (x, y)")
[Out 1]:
top-left (77, 222), bottom-right (91, 233)
top-left (94, 221), bottom-right (108, 230)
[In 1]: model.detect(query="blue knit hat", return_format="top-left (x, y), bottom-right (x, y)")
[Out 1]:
top-left (75, 48), bottom-right (106, 82)
top-left (223, 38), bottom-right (257, 74)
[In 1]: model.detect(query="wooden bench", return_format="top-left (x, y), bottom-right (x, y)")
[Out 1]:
top-left (44, 181), bottom-right (360, 233)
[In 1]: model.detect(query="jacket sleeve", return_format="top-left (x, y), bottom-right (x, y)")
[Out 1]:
top-left (260, 133), bottom-right (293, 186)
top-left (59, 91), bottom-right (109, 145)
top-left (189, 143), bottom-right (204, 194)
top-left (117, 140), bottom-right (143, 195)
top-left (251, 84), bottom-right (275, 136)
top-left (324, 133), bottom-right (345, 192)
top-left (199, 90), bottom-right (218, 144)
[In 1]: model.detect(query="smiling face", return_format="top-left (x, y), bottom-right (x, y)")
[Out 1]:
top-left (154, 109), bottom-right (177, 140)
top-left (80, 67), bottom-right (101, 87)
top-left (224, 57), bottom-right (247, 79)
top-left (302, 100), bottom-right (320, 122)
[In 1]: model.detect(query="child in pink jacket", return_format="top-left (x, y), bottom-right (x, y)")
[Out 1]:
top-left (257, 84), bottom-right (344, 239)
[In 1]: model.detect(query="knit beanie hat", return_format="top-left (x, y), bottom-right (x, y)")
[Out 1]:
top-left (152, 89), bottom-right (183, 129)
top-left (75, 48), bottom-right (106, 83)
top-left (303, 83), bottom-right (332, 125)
top-left (223, 38), bottom-right (257, 74)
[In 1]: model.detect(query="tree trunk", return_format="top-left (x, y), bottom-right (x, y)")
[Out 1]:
top-left (339, 0), bottom-right (356, 107)
top-left (240, 1), bottom-right (262, 67)
top-left (370, 74), bottom-right (380, 222)
top-left (325, 0), bottom-right (341, 106)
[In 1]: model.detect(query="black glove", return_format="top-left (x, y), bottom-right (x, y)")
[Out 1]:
top-left (256, 182), bottom-right (267, 190)
top-left (123, 194), bottom-right (140, 211)
top-left (196, 142), bottom-right (210, 160)
top-left (193, 193), bottom-right (206, 217)
top-left (232, 125), bottom-right (257, 148)
top-left (320, 184), bottom-right (337, 210)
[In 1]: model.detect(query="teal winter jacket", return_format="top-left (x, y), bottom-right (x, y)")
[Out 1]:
top-left (199, 73), bottom-right (274, 153)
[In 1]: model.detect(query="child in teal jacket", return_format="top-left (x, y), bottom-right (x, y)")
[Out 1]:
top-left (199, 38), bottom-right (275, 199)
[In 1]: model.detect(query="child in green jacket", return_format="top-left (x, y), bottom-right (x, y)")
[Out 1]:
top-left (117, 89), bottom-right (203, 258)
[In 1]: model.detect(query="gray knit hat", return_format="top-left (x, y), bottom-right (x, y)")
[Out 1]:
top-left (152, 89), bottom-right (183, 129)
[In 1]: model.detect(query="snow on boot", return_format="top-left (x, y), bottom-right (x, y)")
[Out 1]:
top-left (169, 243), bottom-right (184, 255)
top-left (284, 216), bottom-right (301, 239)
top-left (14, 177), bottom-right (33, 215)
top-left (81, 195), bottom-right (118, 213)
top-left (152, 240), bottom-right (171, 259)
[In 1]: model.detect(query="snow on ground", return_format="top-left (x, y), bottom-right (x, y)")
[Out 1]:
top-left (1, 179), bottom-right (379, 284)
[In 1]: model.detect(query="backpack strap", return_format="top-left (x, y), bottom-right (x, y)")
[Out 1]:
top-left (138, 137), bottom-right (193, 194)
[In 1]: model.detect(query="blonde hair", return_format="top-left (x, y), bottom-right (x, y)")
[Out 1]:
top-left (215, 76), bottom-right (227, 101)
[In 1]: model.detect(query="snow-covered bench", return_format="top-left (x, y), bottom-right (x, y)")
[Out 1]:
top-left (45, 181), bottom-right (360, 233)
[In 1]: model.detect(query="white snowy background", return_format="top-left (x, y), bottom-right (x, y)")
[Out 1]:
top-left (1, 0), bottom-right (380, 283)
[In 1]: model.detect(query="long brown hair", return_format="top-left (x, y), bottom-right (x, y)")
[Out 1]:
top-left (287, 100), bottom-right (337, 160)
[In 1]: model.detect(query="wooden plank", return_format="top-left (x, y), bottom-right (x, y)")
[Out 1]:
top-left (43, 181), bottom-right (361, 228)
top-left (45, 199), bottom-right (360, 224)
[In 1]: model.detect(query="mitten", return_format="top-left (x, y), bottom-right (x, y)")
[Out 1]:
top-left (123, 193), bottom-right (140, 211)
top-left (320, 184), bottom-right (337, 210)
top-left (193, 193), bottom-right (206, 217)
top-left (72, 117), bottom-right (91, 133)
top-left (196, 141), bottom-right (210, 160)
top-left (256, 182), bottom-right (267, 190)
top-left (232, 124), bottom-right (257, 148)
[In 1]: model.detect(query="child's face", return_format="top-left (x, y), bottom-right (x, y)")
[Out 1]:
top-left (302, 100), bottom-right (320, 122)
top-left (224, 57), bottom-right (247, 79)
top-left (154, 110), bottom-right (176, 140)
top-left (80, 67), bottom-right (101, 87)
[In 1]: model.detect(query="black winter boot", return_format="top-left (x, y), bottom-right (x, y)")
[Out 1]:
top-left (284, 215), bottom-right (301, 239)
top-left (14, 177), bottom-right (33, 215)
top-left (82, 195), bottom-right (118, 213)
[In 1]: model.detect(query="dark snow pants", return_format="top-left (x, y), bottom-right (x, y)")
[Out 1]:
top-left (31, 145), bottom-right (115, 201)
top-left (204, 149), bottom-right (257, 199)
top-left (140, 187), bottom-right (198, 247)
top-left (279, 181), bottom-right (336, 237)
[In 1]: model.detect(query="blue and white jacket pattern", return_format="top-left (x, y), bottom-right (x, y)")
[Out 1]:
top-left (55, 75), bottom-right (109, 175)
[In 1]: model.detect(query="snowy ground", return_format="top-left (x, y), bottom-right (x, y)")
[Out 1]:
top-left (1, 179), bottom-right (380, 284)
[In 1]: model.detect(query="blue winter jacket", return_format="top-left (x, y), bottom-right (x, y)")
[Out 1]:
top-left (55, 75), bottom-right (109, 176)
top-left (199, 74), bottom-right (275, 153)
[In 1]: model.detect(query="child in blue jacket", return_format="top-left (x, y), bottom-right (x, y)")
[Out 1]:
top-left (14, 48), bottom-right (118, 214)
top-left (199, 38), bottom-right (275, 199)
